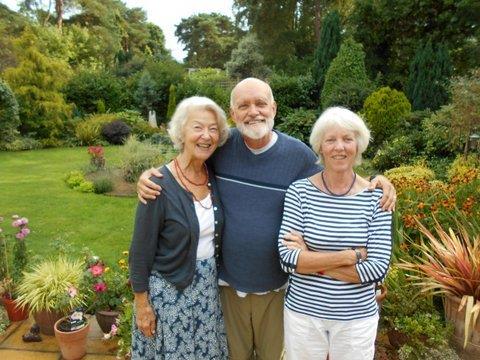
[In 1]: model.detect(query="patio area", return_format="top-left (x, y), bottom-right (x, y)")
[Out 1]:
top-left (0, 316), bottom-right (118, 359)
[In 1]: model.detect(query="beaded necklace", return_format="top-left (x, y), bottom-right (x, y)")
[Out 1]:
top-left (174, 158), bottom-right (212, 210)
top-left (321, 171), bottom-right (357, 197)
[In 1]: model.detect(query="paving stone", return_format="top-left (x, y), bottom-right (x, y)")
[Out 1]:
top-left (0, 349), bottom-right (59, 359)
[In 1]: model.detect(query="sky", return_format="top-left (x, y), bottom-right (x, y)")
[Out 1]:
top-left (0, 0), bottom-right (235, 61)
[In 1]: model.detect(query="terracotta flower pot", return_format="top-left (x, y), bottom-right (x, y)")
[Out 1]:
top-left (444, 295), bottom-right (480, 359)
top-left (54, 316), bottom-right (90, 360)
top-left (33, 310), bottom-right (64, 336)
top-left (1, 296), bottom-right (29, 322)
top-left (95, 309), bottom-right (119, 334)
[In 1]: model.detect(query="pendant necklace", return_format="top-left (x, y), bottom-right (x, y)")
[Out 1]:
top-left (321, 171), bottom-right (357, 197)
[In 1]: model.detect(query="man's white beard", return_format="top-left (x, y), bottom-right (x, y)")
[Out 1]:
top-left (237, 117), bottom-right (274, 140)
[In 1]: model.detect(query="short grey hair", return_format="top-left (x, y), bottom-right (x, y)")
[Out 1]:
top-left (309, 107), bottom-right (371, 166)
top-left (168, 96), bottom-right (229, 151)
top-left (230, 77), bottom-right (274, 108)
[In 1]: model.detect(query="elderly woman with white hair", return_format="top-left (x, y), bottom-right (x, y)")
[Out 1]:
top-left (129, 96), bottom-right (229, 359)
top-left (278, 107), bottom-right (392, 360)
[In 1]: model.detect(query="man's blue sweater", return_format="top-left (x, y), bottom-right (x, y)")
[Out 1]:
top-left (210, 129), bottom-right (319, 292)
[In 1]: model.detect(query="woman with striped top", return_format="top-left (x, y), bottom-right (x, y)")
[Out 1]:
top-left (278, 107), bottom-right (392, 360)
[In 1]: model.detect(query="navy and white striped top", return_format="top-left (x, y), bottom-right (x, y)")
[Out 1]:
top-left (278, 178), bottom-right (392, 321)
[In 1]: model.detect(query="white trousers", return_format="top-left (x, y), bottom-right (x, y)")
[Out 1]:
top-left (284, 307), bottom-right (379, 360)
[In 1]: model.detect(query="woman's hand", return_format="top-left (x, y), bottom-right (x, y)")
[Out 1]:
top-left (135, 294), bottom-right (156, 337)
top-left (137, 168), bottom-right (163, 204)
top-left (283, 230), bottom-right (308, 251)
top-left (368, 175), bottom-right (396, 212)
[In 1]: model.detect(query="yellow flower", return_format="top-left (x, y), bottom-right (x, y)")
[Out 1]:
top-left (104, 267), bottom-right (110, 272)
top-left (118, 259), bottom-right (127, 266)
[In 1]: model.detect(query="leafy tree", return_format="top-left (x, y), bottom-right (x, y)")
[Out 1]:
top-left (175, 13), bottom-right (237, 68)
top-left (134, 70), bottom-right (157, 116)
top-left (312, 10), bottom-right (341, 95)
top-left (321, 37), bottom-right (371, 109)
top-left (64, 69), bottom-right (124, 115)
top-left (0, 78), bottom-right (20, 144)
top-left (166, 84), bottom-right (177, 120)
top-left (276, 108), bottom-right (317, 144)
top-left (3, 28), bottom-right (72, 139)
top-left (225, 34), bottom-right (270, 79)
top-left (351, 0), bottom-right (479, 86)
top-left (362, 86), bottom-right (411, 152)
top-left (449, 69), bottom-right (480, 157)
top-left (177, 69), bottom-right (232, 111)
top-left (406, 41), bottom-right (452, 111)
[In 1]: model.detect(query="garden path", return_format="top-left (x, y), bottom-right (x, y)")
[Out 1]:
top-left (0, 316), bottom-right (117, 359)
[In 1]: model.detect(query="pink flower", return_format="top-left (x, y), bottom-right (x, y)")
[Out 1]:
top-left (89, 264), bottom-right (104, 277)
top-left (21, 227), bottom-right (30, 236)
top-left (12, 220), bottom-right (21, 228)
top-left (68, 286), bottom-right (78, 298)
top-left (110, 324), bottom-right (118, 336)
top-left (15, 232), bottom-right (26, 240)
top-left (93, 282), bottom-right (107, 292)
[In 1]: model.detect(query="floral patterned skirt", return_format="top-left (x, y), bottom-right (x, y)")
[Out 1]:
top-left (131, 257), bottom-right (228, 359)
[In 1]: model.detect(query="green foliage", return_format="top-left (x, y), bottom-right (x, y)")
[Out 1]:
top-left (134, 70), bottom-right (157, 116)
top-left (3, 28), bottom-right (72, 140)
top-left (276, 108), bottom-right (317, 144)
top-left (312, 10), bottom-right (341, 95)
top-left (385, 164), bottom-right (436, 184)
top-left (141, 59), bottom-right (185, 122)
top-left (16, 257), bottom-right (85, 315)
top-left (0, 78), bottom-right (20, 145)
top-left (363, 86), bottom-right (411, 151)
top-left (177, 68), bottom-right (232, 111)
top-left (447, 155), bottom-right (480, 183)
top-left (120, 136), bottom-right (165, 183)
top-left (64, 170), bottom-right (94, 193)
top-left (0, 136), bottom-right (42, 151)
top-left (175, 12), bottom-right (237, 68)
top-left (321, 38), bottom-right (372, 110)
top-left (371, 136), bottom-right (417, 172)
top-left (116, 299), bottom-right (133, 358)
top-left (75, 114), bottom-right (117, 145)
top-left (93, 177), bottom-right (114, 194)
top-left (324, 81), bottom-right (372, 113)
top-left (422, 105), bottom-right (458, 157)
top-left (0, 307), bottom-right (9, 335)
top-left (225, 33), bottom-right (270, 79)
top-left (406, 41), bottom-right (452, 111)
top-left (398, 344), bottom-right (460, 360)
top-left (449, 69), bottom-right (480, 156)
top-left (166, 84), bottom-right (177, 120)
top-left (268, 74), bottom-right (316, 123)
top-left (64, 69), bottom-right (124, 115)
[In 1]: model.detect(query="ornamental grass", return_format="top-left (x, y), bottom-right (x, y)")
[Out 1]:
top-left (399, 218), bottom-right (480, 347)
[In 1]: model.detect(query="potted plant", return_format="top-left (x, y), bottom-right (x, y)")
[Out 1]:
top-left (399, 218), bottom-right (480, 358)
top-left (15, 257), bottom-right (85, 335)
top-left (0, 215), bottom-right (30, 321)
top-left (83, 251), bottom-right (131, 334)
top-left (54, 308), bottom-right (90, 360)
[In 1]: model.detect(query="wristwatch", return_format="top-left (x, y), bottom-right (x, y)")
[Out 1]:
top-left (353, 248), bottom-right (363, 264)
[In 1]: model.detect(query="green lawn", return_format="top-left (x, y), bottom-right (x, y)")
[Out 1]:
top-left (0, 147), bottom-right (139, 264)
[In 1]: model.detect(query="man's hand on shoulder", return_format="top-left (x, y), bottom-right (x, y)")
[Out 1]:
top-left (367, 175), bottom-right (396, 212)
top-left (137, 167), bottom-right (163, 204)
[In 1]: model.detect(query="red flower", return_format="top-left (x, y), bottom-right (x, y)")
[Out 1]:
top-left (93, 282), bottom-right (107, 292)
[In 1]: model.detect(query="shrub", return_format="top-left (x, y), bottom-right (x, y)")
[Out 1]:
top-left (120, 136), bottom-right (165, 183)
top-left (384, 163), bottom-right (435, 190)
top-left (422, 105), bottom-right (458, 157)
top-left (276, 109), bottom-right (317, 144)
top-left (268, 74), bottom-right (316, 123)
top-left (0, 136), bottom-right (41, 151)
top-left (75, 114), bottom-right (117, 145)
top-left (447, 155), bottom-right (480, 184)
top-left (321, 38), bottom-right (372, 110)
top-left (93, 177), bottom-right (114, 194)
top-left (101, 120), bottom-right (131, 145)
top-left (362, 87), bottom-right (411, 151)
top-left (131, 121), bottom-right (163, 141)
top-left (64, 170), bottom-right (94, 193)
top-left (371, 136), bottom-right (417, 172)
top-left (177, 68), bottom-right (232, 111)
top-left (225, 33), bottom-right (270, 80)
top-left (0, 78), bottom-right (20, 145)
top-left (325, 81), bottom-right (372, 112)
top-left (64, 70), bottom-right (124, 115)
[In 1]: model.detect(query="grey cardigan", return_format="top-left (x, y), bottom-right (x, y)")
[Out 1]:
top-left (129, 165), bottom-right (224, 292)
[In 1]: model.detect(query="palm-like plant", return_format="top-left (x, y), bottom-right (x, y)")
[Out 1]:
top-left (399, 219), bottom-right (480, 348)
